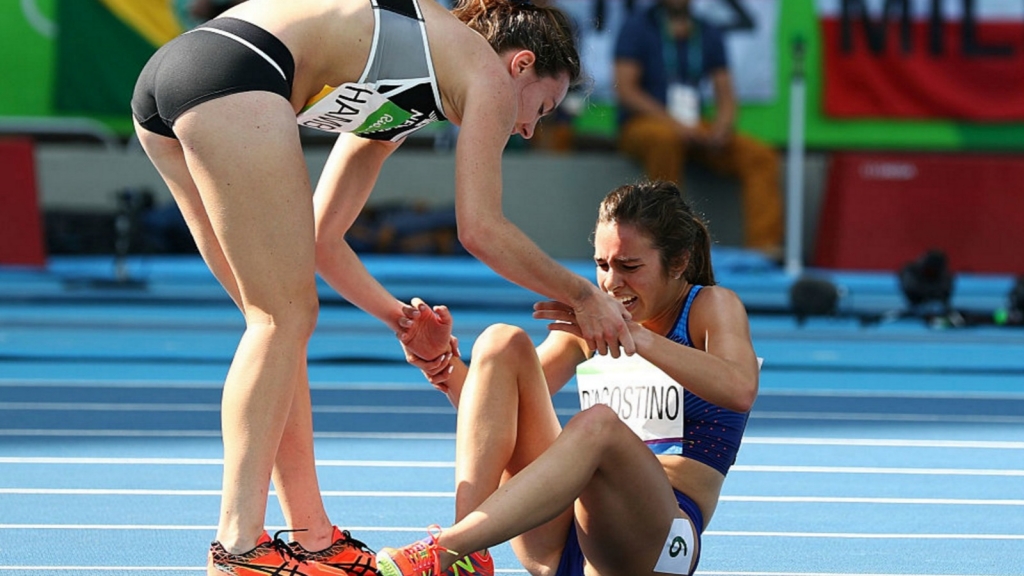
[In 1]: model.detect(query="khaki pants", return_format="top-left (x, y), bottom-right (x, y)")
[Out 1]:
top-left (619, 116), bottom-right (783, 251)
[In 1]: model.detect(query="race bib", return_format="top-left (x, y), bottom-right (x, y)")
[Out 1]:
top-left (297, 83), bottom-right (430, 137)
top-left (667, 82), bottom-right (701, 127)
top-left (576, 354), bottom-right (684, 455)
top-left (653, 517), bottom-right (698, 575)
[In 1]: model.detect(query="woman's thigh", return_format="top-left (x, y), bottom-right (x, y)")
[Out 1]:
top-left (575, 417), bottom-right (688, 576)
top-left (173, 91), bottom-right (318, 317)
top-left (134, 120), bottom-right (243, 307)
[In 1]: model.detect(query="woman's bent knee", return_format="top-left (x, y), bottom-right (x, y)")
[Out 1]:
top-left (472, 323), bottom-right (534, 363)
top-left (564, 404), bottom-right (623, 443)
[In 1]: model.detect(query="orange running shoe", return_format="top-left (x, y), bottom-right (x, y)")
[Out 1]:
top-left (289, 526), bottom-right (378, 576)
top-left (208, 530), bottom-right (306, 576)
top-left (376, 526), bottom-right (493, 576)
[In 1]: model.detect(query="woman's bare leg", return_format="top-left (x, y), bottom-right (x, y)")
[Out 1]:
top-left (136, 118), bottom-right (336, 551)
top-left (133, 119), bottom-right (242, 308)
top-left (436, 404), bottom-right (683, 576)
top-left (449, 324), bottom-right (573, 573)
top-left (165, 91), bottom-right (320, 553)
top-left (272, 358), bottom-right (337, 550)
top-left (453, 325), bottom-right (559, 516)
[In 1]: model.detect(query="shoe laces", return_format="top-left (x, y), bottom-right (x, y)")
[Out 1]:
top-left (401, 525), bottom-right (458, 576)
top-left (272, 528), bottom-right (311, 564)
top-left (337, 529), bottom-right (375, 556)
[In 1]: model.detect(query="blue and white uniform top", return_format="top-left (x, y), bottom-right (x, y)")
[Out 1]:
top-left (297, 0), bottom-right (447, 141)
top-left (576, 286), bottom-right (751, 475)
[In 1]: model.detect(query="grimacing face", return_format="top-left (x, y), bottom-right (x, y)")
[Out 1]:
top-left (593, 221), bottom-right (685, 328)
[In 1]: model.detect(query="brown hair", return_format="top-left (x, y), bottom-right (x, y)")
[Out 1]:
top-left (450, 0), bottom-right (582, 86)
top-left (596, 180), bottom-right (716, 286)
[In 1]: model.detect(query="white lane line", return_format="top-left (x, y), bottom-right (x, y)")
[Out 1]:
top-left (0, 430), bottom-right (457, 439)
top-left (4, 457), bottom-right (1021, 477)
top-left (0, 402), bottom-right (456, 414)
top-left (5, 378), bottom-right (1024, 403)
top-left (4, 431), bottom-right (1024, 449)
top-left (0, 402), bottom-right (220, 411)
top-left (0, 430), bottom-right (226, 438)
top-left (0, 525), bottom-right (1021, 541)
top-left (0, 457), bottom-right (453, 466)
top-left (0, 488), bottom-right (454, 497)
top-left (751, 412), bottom-right (1024, 424)
top-left (707, 531), bottom-right (1024, 540)
top-left (0, 379), bottom-right (425, 391)
top-left (743, 437), bottom-right (1024, 449)
top-left (719, 496), bottom-right (1024, 506)
top-left (732, 465), bottom-right (1024, 477)
top-left (2, 489), bottom-right (1022, 506)
top-left (0, 565), bottom-right (202, 569)
top-left (3, 402), bottom-right (1022, 424)
top-left (696, 569), bottom-right (1007, 573)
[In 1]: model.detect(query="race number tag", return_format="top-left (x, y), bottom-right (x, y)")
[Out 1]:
top-left (298, 83), bottom-right (421, 136)
top-left (298, 83), bottom-right (384, 133)
top-left (667, 82), bottom-right (700, 127)
top-left (653, 518), bottom-right (697, 575)
top-left (576, 354), bottom-right (684, 455)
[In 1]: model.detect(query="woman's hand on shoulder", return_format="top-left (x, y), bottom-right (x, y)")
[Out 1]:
top-left (533, 300), bottom-right (578, 333)
top-left (534, 292), bottom-right (636, 358)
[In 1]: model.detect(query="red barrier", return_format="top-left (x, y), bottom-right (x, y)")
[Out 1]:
top-left (815, 152), bottom-right (1024, 274)
top-left (0, 138), bottom-right (47, 267)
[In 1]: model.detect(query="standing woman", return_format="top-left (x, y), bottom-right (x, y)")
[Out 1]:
top-left (379, 180), bottom-right (759, 576)
top-left (131, 0), bottom-right (635, 574)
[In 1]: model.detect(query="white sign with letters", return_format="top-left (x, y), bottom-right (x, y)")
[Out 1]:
top-left (576, 353), bottom-right (685, 454)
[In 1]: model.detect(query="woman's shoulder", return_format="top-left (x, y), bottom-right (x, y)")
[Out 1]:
top-left (690, 285), bottom-right (749, 324)
top-left (422, 3), bottom-right (495, 59)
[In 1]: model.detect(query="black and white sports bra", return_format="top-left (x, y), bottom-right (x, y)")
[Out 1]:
top-left (297, 0), bottom-right (448, 141)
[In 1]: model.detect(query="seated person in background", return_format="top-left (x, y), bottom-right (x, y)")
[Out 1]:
top-left (614, 0), bottom-right (783, 260)
top-left (375, 179), bottom-right (760, 576)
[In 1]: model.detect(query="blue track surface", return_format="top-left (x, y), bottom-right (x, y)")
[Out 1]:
top-left (1, 254), bottom-right (1022, 575)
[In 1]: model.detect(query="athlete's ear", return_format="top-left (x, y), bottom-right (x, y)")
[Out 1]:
top-left (508, 50), bottom-right (536, 77)
top-left (671, 252), bottom-right (691, 280)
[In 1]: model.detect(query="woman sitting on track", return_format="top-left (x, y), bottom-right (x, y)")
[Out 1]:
top-left (378, 179), bottom-right (761, 576)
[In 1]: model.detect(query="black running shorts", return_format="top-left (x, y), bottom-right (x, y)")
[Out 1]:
top-left (131, 17), bottom-right (295, 139)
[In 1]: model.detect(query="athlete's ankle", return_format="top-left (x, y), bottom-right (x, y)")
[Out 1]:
top-left (215, 528), bottom-right (266, 555)
top-left (433, 536), bottom-right (460, 572)
top-left (288, 523), bottom-right (335, 552)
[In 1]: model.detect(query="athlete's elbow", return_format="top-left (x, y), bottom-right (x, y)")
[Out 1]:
top-left (731, 379), bottom-right (759, 413)
top-left (457, 223), bottom-right (490, 258)
top-left (313, 233), bottom-right (347, 273)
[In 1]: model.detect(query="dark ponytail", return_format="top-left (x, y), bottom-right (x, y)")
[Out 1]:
top-left (596, 179), bottom-right (716, 286)
top-left (687, 214), bottom-right (715, 287)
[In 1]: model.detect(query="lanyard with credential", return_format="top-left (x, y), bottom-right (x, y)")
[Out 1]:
top-left (660, 14), bottom-right (702, 84)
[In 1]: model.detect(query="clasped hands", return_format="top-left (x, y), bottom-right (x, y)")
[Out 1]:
top-left (397, 293), bottom-right (635, 392)
top-left (396, 297), bottom-right (459, 393)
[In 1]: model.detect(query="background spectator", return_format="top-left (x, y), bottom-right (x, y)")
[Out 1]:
top-left (613, 0), bottom-right (783, 260)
